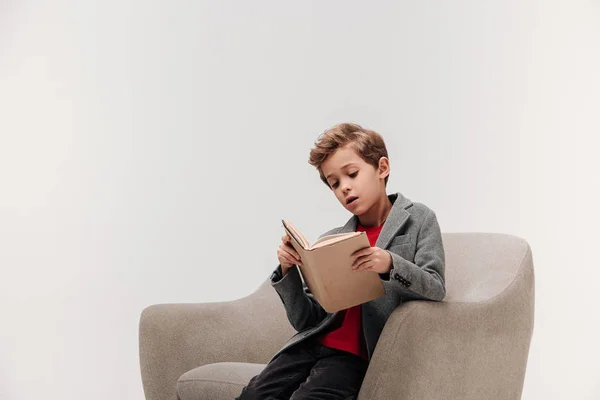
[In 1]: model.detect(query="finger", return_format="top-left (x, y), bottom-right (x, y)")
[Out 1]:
top-left (279, 248), bottom-right (298, 265)
top-left (284, 248), bottom-right (301, 263)
top-left (284, 245), bottom-right (300, 260)
top-left (353, 258), bottom-right (370, 270)
top-left (285, 255), bottom-right (302, 266)
top-left (284, 255), bottom-right (297, 265)
top-left (352, 254), bottom-right (367, 269)
top-left (284, 239), bottom-right (296, 249)
top-left (355, 261), bottom-right (373, 271)
top-left (280, 238), bottom-right (296, 254)
top-left (351, 247), bottom-right (370, 261)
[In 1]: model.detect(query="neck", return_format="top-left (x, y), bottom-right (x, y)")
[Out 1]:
top-left (357, 193), bottom-right (392, 228)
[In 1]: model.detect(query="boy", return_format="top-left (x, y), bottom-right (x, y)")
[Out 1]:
top-left (236, 123), bottom-right (446, 400)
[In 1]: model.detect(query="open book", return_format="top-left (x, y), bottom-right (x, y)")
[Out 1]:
top-left (281, 219), bottom-right (385, 313)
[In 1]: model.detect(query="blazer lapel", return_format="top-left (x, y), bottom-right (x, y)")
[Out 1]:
top-left (337, 192), bottom-right (412, 249)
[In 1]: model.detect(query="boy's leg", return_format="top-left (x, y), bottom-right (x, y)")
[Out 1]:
top-left (288, 346), bottom-right (369, 400)
top-left (235, 339), bottom-right (320, 400)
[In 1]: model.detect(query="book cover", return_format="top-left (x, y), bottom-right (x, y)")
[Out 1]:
top-left (281, 219), bottom-right (385, 312)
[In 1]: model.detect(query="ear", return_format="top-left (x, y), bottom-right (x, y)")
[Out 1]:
top-left (378, 157), bottom-right (390, 179)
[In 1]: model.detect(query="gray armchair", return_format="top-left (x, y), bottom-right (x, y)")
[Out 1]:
top-left (139, 233), bottom-right (535, 400)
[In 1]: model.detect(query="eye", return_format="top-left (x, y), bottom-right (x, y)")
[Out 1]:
top-left (331, 182), bottom-right (339, 189)
top-left (349, 172), bottom-right (358, 178)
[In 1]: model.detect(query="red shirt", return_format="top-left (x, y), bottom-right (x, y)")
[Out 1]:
top-left (316, 221), bottom-right (384, 360)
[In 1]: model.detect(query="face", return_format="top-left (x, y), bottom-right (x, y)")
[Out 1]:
top-left (321, 144), bottom-right (390, 215)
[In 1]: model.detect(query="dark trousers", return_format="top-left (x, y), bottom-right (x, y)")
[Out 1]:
top-left (236, 336), bottom-right (369, 400)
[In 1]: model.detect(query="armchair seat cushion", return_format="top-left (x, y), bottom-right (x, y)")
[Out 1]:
top-left (177, 362), bottom-right (266, 400)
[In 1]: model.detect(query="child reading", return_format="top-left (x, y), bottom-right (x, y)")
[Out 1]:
top-left (236, 122), bottom-right (446, 400)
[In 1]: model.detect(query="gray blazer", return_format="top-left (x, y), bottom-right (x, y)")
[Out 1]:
top-left (269, 191), bottom-right (446, 362)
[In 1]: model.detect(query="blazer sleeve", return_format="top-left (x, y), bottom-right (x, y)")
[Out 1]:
top-left (384, 209), bottom-right (446, 301)
top-left (270, 227), bottom-right (339, 332)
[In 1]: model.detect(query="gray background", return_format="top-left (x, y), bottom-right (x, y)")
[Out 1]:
top-left (1, 1), bottom-right (598, 399)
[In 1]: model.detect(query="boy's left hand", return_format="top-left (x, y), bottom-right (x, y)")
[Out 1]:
top-left (351, 246), bottom-right (392, 274)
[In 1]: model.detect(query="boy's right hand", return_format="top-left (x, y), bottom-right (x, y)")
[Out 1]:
top-left (278, 234), bottom-right (303, 273)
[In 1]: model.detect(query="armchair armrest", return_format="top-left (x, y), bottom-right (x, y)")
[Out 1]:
top-left (139, 280), bottom-right (294, 400)
top-left (358, 245), bottom-right (534, 400)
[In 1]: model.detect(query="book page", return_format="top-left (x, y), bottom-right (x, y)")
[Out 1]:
top-left (281, 220), bottom-right (308, 249)
top-left (312, 232), bottom-right (354, 247)
top-left (312, 231), bottom-right (363, 249)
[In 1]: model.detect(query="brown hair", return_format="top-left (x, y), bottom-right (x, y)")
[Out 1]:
top-left (308, 122), bottom-right (389, 188)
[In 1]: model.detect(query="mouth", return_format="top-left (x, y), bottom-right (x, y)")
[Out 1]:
top-left (346, 196), bottom-right (359, 205)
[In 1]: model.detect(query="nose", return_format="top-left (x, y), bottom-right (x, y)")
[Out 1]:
top-left (342, 182), bottom-right (352, 194)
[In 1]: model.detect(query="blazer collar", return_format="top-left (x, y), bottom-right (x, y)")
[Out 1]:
top-left (337, 192), bottom-right (412, 249)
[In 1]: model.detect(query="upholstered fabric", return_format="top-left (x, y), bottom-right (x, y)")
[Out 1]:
top-left (177, 362), bottom-right (266, 400)
top-left (139, 232), bottom-right (535, 400)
